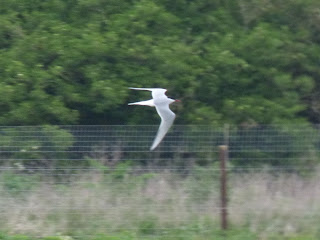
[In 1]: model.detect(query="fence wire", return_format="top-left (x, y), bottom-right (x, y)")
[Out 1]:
top-left (0, 125), bottom-right (319, 238)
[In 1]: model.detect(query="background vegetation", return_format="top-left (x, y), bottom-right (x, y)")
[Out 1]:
top-left (0, 0), bottom-right (320, 126)
top-left (1, 1), bottom-right (320, 239)
top-left (0, 167), bottom-right (319, 240)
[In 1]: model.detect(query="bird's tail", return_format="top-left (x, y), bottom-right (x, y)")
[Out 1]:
top-left (128, 100), bottom-right (155, 107)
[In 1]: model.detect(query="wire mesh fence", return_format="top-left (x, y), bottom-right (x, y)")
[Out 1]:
top-left (0, 125), bottom-right (319, 238)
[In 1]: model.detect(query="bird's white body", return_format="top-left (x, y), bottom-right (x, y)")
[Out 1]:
top-left (128, 88), bottom-right (177, 150)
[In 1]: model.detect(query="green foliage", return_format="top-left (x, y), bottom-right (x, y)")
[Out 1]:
top-left (42, 237), bottom-right (73, 240)
top-left (138, 216), bottom-right (158, 235)
top-left (109, 161), bottom-right (132, 179)
top-left (1, 171), bottom-right (40, 194)
top-left (0, 230), bottom-right (318, 240)
top-left (0, 125), bottom-right (74, 170)
top-left (185, 165), bottom-right (218, 203)
top-left (0, 0), bottom-right (319, 125)
top-left (0, 233), bottom-right (32, 240)
top-left (88, 233), bottom-right (135, 240)
top-left (229, 124), bottom-right (318, 167)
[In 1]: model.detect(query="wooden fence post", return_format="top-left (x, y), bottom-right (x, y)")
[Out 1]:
top-left (219, 145), bottom-right (228, 230)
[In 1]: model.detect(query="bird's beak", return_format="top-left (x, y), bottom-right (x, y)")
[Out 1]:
top-left (175, 99), bottom-right (181, 102)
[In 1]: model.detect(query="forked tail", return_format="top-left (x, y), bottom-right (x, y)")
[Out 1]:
top-left (128, 100), bottom-right (155, 107)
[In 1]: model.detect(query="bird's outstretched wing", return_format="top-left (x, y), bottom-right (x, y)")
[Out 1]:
top-left (150, 104), bottom-right (176, 150)
top-left (129, 87), bottom-right (167, 99)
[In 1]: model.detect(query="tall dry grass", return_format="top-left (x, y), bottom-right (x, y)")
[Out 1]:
top-left (230, 168), bottom-right (320, 237)
top-left (0, 167), bottom-right (319, 238)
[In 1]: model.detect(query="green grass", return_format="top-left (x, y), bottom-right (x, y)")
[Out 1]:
top-left (0, 167), bottom-right (320, 239)
top-left (0, 229), bottom-right (318, 240)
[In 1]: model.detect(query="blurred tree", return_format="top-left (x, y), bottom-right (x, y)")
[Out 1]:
top-left (0, 0), bottom-right (319, 125)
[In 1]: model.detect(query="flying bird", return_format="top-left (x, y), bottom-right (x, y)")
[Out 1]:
top-left (128, 88), bottom-right (179, 150)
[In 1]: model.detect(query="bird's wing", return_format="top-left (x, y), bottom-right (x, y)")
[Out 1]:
top-left (151, 89), bottom-right (167, 99)
top-left (129, 87), bottom-right (158, 91)
top-left (129, 87), bottom-right (167, 99)
top-left (150, 104), bottom-right (176, 150)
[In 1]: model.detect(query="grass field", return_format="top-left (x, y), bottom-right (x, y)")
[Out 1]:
top-left (0, 165), bottom-right (319, 240)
